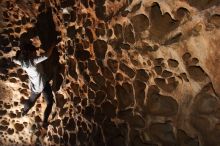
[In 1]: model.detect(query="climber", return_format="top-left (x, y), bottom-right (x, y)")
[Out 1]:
top-left (12, 40), bottom-right (56, 128)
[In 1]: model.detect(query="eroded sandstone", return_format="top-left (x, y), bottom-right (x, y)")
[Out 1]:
top-left (0, 0), bottom-right (220, 145)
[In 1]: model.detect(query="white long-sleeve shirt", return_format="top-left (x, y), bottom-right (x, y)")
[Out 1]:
top-left (13, 55), bottom-right (48, 93)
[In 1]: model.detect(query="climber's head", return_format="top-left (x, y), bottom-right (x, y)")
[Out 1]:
top-left (18, 42), bottom-right (37, 67)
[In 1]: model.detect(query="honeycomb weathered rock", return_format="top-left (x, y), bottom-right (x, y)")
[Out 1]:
top-left (0, 0), bottom-right (220, 145)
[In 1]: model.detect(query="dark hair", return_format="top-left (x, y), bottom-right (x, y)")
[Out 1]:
top-left (18, 42), bottom-right (36, 67)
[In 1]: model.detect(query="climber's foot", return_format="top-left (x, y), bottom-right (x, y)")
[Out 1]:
top-left (22, 108), bottom-right (29, 116)
top-left (22, 100), bottom-right (33, 116)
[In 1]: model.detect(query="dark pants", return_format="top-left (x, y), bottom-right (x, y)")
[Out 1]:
top-left (24, 81), bottom-right (54, 123)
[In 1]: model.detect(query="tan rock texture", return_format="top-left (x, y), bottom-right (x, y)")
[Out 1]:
top-left (0, 0), bottom-right (220, 145)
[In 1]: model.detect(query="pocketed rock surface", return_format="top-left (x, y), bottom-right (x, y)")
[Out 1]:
top-left (0, 0), bottom-right (220, 146)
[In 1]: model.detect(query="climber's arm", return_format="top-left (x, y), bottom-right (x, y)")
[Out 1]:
top-left (45, 42), bottom-right (56, 58)
top-left (12, 50), bottom-right (21, 65)
top-left (12, 57), bottom-right (21, 65)
top-left (33, 43), bottom-right (56, 64)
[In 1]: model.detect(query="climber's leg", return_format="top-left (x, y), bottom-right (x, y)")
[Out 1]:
top-left (42, 81), bottom-right (54, 125)
top-left (22, 91), bottom-right (41, 116)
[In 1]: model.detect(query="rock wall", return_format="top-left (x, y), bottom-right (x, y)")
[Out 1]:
top-left (0, 0), bottom-right (220, 145)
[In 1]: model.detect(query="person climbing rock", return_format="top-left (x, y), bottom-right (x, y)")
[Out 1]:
top-left (12, 41), bottom-right (56, 128)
